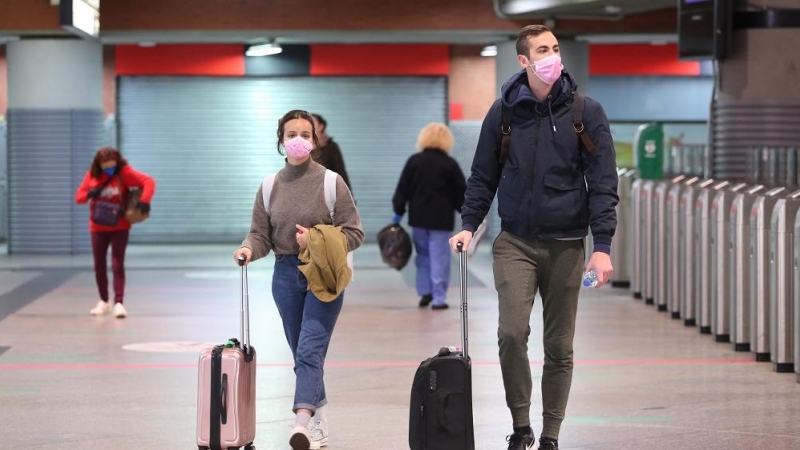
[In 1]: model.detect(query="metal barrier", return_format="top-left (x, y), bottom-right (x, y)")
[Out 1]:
top-left (631, 178), bottom-right (643, 299)
top-left (654, 177), bottom-right (683, 312)
top-left (641, 180), bottom-right (656, 304)
top-left (751, 147), bottom-right (798, 186)
top-left (611, 169), bottom-right (636, 287)
top-left (696, 180), bottom-right (729, 335)
top-left (750, 187), bottom-right (788, 361)
top-left (671, 144), bottom-right (707, 178)
top-left (680, 178), bottom-right (713, 327)
top-left (710, 182), bottom-right (748, 342)
top-left (769, 190), bottom-right (800, 372)
top-left (795, 207), bottom-right (800, 383)
top-left (668, 177), bottom-right (699, 319)
top-left (730, 185), bottom-right (766, 352)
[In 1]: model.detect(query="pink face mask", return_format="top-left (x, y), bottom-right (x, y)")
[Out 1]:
top-left (528, 54), bottom-right (563, 85)
top-left (284, 136), bottom-right (313, 159)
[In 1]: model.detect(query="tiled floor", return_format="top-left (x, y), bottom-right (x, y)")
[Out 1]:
top-left (0, 244), bottom-right (798, 450)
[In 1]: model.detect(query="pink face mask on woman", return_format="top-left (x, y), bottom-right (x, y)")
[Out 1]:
top-left (528, 54), bottom-right (563, 85)
top-left (284, 136), bottom-right (313, 159)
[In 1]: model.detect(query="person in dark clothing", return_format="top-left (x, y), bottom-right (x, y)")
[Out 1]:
top-left (449, 25), bottom-right (619, 450)
top-left (311, 113), bottom-right (353, 195)
top-left (393, 122), bottom-right (466, 309)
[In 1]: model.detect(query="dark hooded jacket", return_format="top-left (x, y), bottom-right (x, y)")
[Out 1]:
top-left (460, 70), bottom-right (619, 253)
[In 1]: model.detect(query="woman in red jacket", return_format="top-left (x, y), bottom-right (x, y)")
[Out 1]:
top-left (75, 147), bottom-right (156, 318)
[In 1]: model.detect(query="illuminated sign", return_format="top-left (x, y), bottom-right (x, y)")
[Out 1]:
top-left (60, 0), bottom-right (100, 39)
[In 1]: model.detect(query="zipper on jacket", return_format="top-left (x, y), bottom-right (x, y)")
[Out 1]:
top-left (527, 119), bottom-right (540, 234)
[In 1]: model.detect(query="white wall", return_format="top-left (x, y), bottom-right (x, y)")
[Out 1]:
top-left (7, 39), bottom-right (102, 109)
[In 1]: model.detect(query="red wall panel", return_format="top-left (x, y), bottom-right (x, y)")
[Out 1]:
top-left (590, 43), bottom-right (700, 76)
top-left (116, 44), bottom-right (245, 76)
top-left (310, 44), bottom-right (449, 76)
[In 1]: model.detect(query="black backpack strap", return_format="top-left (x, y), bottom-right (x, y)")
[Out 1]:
top-left (498, 104), bottom-right (513, 166)
top-left (572, 92), bottom-right (596, 153)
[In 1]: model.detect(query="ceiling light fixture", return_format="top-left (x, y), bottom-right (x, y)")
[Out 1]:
top-left (246, 40), bottom-right (282, 57)
top-left (481, 45), bottom-right (498, 57)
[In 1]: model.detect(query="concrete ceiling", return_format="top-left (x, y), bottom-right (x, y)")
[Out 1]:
top-left (97, 30), bottom-right (522, 46)
top-left (0, 0), bottom-right (678, 46)
top-left (495, 0), bottom-right (677, 19)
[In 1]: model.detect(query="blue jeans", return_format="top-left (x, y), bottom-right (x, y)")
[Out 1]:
top-left (412, 228), bottom-right (452, 306)
top-left (272, 254), bottom-right (344, 413)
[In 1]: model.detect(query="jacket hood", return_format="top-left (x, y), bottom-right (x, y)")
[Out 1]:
top-left (500, 69), bottom-right (579, 108)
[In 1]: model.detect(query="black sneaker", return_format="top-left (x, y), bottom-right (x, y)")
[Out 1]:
top-left (538, 437), bottom-right (559, 450)
top-left (431, 303), bottom-right (449, 310)
top-left (418, 294), bottom-right (432, 307)
top-left (506, 431), bottom-right (535, 450)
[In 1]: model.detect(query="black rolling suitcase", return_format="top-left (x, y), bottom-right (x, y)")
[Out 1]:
top-left (409, 243), bottom-right (474, 450)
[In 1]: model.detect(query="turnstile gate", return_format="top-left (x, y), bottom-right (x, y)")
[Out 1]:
top-left (750, 187), bottom-right (788, 361)
top-left (730, 185), bottom-right (766, 352)
top-left (769, 190), bottom-right (800, 372)
top-left (710, 182), bottom-right (748, 342)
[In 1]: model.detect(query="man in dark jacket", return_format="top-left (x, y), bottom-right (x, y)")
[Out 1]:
top-left (449, 25), bottom-right (619, 450)
top-left (311, 113), bottom-right (353, 195)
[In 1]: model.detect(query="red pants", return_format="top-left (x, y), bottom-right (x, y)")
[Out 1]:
top-left (91, 230), bottom-right (130, 304)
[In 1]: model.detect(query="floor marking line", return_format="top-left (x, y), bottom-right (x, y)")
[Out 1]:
top-left (0, 358), bottom-right (756, 371)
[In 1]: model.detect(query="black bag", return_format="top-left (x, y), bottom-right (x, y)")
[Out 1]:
top-left (90, 174), bottom-right (123, 226)
top-left (92, 200), bottom-right (122, 226)
top-left (377, 224), bottom-right (413, 270)
top-left (409, 245), bottom-right (474, 450)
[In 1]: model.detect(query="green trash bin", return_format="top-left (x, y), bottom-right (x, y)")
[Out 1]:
top-left (634, 122), bottom-right (664, 180)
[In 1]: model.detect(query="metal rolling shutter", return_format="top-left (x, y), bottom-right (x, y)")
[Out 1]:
top-left (711, 99), bottom-right (800, 180)
top-left (7, 110), bottom-right (101, 254)
top-left (0, 120), bottom-right (7, 243)
top-left (117, 76), bottom-right (446, 243)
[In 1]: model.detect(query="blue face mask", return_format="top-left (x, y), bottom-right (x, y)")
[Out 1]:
top-left (103, 167), bottom-right (116, 176)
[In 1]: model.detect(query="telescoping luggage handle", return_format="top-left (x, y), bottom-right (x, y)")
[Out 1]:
top-left (457, 242), bottom-right (469, 360)
top-left (237, 256), bottom-right (252, 355)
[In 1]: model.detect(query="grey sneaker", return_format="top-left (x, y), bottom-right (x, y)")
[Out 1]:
top-left (308, 418), bottom-right (329, 449)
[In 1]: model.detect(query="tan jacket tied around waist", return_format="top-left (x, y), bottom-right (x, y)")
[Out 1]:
top-left (299, 224), bottom-right (352, 302)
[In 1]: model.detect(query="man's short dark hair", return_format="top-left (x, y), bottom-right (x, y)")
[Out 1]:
top-left (516, 24), bottom-right (553, 57)
top-left (311, 113), bottom-right (327, 129)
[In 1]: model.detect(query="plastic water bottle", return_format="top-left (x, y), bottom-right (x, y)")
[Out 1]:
top-left (582, 269), bottom-right (599, 288)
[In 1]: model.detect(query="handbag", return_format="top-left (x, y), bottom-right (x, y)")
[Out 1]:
top-left (91, 176), bottom-right (123, 226)
top-left (125, 187), bottom-right (150, 224)
top-left (92, 200), bottom-right (122, 226)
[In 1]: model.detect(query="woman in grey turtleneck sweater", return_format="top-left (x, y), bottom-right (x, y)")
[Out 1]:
top-left (234, 110), bottom-right (364, 450)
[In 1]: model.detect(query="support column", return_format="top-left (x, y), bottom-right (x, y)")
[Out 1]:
top-left (0, 45), bottom-right (7, 242)
top-left (0, 44), bottom-right (7, 117)
top-left (7, 39), bottom-right (103, 254)
top-left (711, 2), bottom-right (800, 181)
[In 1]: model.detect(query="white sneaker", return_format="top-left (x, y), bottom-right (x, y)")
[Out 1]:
top-left (289, 425), bottom-right (311, 450)
top-left (309, 418), bottom-right (329, 449)
top-left (113, 303), bottom-right (127, 318)
top-left (90, 301), bottom-right (110, 316)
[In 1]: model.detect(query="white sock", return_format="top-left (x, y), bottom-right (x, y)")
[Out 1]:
top-left (314, 405), bottom-right (327, 422)
top-left (295, 410), bottom-right (312, 428)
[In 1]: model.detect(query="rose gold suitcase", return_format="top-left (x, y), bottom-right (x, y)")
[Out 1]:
top-left (197, 257), bottom-right (256, 450)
